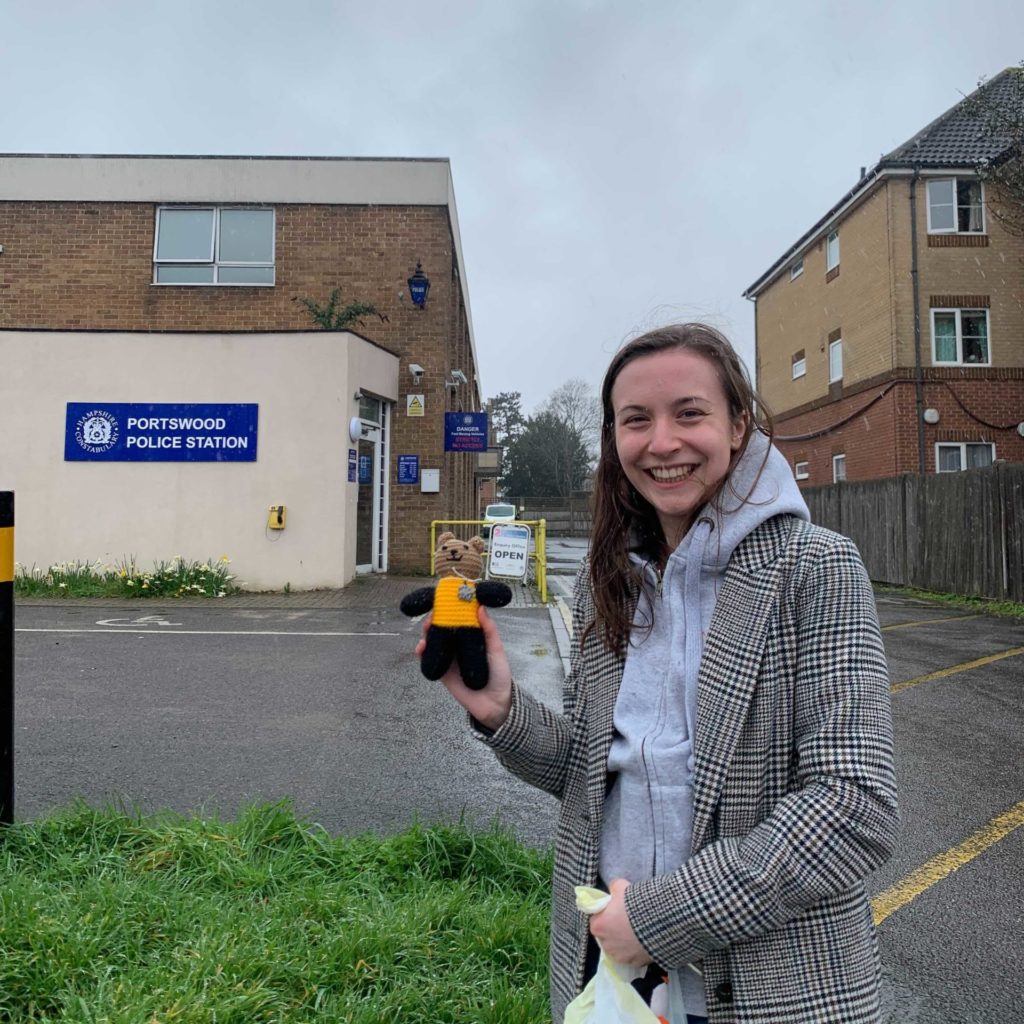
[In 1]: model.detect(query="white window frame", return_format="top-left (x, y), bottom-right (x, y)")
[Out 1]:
top-left (926, 177), bottom-right (985, 234)
top-left (828, 338), bottom-right (843, 383)
top-left (792, 356), bottom-right (806, 379)
top-left (153, 206), bottom-right (276, 286)
top-left (930, 308), bottom-right (990, 366)
top-left (789, 257), bottom-right (804, 281)
top-left (794, 461), bottom-right (809, 481)
top-left (826, 230), bottom-right (840, 272)
top-left (935, 442), bottom-right (996, 473)
top-left (832, 454), bottom-right (847, 482)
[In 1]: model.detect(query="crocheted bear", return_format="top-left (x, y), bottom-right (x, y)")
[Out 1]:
top-left (400, 532), bottom-right (512, 690)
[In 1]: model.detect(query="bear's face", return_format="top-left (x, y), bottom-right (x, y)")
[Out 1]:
top-left (434, 532), bottom-right (486, 581)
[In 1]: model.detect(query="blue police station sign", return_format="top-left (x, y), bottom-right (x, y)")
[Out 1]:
top-left (397, 455), bottom-right (419, 484)
top-left (65, 403), bottom-right (258, 462)
top-left (444, 412), bottom-right (488, 452)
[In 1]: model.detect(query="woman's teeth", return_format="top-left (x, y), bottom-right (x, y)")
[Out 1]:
top-left (649, 465), bottom-right (695, 482)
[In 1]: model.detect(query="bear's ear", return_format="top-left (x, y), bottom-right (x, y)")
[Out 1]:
top-left (437, 531), bottom-right (457, 546)
top-left (468, 535), bottom-right (486, 554)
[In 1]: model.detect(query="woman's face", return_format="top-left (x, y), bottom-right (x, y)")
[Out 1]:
top-left (611, 347), bottom-right (747, 547)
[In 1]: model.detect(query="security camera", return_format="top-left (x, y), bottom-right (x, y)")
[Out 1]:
top-left (409, 363), bottom-right (425, 382)
top-left (450, 369), bottom-right (468, 385)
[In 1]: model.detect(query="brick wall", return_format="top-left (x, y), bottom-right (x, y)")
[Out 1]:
top-left (889, 178), bottom-right (1024, 371)
top-left (0, 200), bottom-right (479, 572)
top-left (755, 183), bottom-right (897, 415)
top-left (775, 370), bottom-right (1024, 484)
top-left (755, 174), bottom-right (1024, 483)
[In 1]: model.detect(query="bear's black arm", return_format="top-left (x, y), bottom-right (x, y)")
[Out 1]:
top-left (400, 586), bottom-right (436, 617)
top-left (475, 581), bottom-right (513, 608)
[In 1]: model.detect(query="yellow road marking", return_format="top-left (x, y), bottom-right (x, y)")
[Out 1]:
top-left (0, 526), bottom-right (13, 583)
top-left (882, 614), bottom-right (981, 631)
top-left (890, 646), bottom-right (1024, 693)
top-left (872, 799), bottom-right (1024, 925)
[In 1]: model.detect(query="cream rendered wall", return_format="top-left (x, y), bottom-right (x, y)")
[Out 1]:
top-left (1, 331), bottom-right (398, 590)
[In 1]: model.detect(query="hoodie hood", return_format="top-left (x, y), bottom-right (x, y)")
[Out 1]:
top-left (692, 428), bottom-right (810, 568)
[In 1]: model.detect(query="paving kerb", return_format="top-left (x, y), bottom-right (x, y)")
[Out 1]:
top-left (15, 575), bottom-right (546, 611)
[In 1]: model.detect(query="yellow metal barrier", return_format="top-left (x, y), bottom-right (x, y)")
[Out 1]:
top-left (429, 519), bottom-right (547, 604)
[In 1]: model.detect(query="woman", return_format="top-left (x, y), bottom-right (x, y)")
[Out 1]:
top-left (423, 323), bottom-right (898, 1023)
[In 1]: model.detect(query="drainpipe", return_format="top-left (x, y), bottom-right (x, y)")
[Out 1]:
top-left (909, 168), bottom-right (926, 474)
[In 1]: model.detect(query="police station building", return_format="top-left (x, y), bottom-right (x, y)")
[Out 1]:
top-left (0, 154), bottom-right (487, 588)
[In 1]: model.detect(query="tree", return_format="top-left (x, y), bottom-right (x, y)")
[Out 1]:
top-left (540, 377), bottom-right (601, 468)
top-left (487, 391), bottom-right (526, 447)
top-left (964, 65), bottom-right (1024, 236)
top-left (502, 411), bottom-right (590, 497)
top-left (486, 391), bottom-right (526, 494)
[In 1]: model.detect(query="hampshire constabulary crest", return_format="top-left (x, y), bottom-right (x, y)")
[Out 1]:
top-left (75, 409), bottom-right (119, 454)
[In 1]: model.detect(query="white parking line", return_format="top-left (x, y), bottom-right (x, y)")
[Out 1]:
top-left (16, 628), bottom-right (400, 638)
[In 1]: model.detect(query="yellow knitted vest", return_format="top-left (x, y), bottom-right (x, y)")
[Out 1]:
top-left (432, 576), bottom-right (480, 627)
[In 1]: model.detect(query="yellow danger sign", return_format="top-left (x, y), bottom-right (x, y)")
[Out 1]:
top-left (407, 394), bottom-right (425, 417)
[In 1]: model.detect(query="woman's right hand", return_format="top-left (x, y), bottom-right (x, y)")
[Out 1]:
top-left (417, 607), bottom-right (513, 732)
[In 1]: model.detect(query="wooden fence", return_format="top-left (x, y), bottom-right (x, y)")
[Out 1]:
top-left (511, 464), bottom-right (1024, 601)
top-left (509, 494), bottom-right (594, 537)
top-left (802, 463), bottom-right (1024, 602)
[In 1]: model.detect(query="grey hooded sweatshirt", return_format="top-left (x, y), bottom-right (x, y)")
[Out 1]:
top-left (598, 432), bottom-right (810, 1018)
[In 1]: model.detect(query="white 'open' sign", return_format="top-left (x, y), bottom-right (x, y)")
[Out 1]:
top-left (487, 523), bottom-right (531, 580)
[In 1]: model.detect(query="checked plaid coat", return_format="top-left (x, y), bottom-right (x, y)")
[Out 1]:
top-left (479, 514), bottom-right (898, 1023)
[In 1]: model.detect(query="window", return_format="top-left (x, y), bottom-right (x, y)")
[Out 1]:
top-left (832, 454), bottom-right (847, 482)
top-left (826, 230), bottom-right (840, 272)
top-left (927, 177), bottom-right (984, 233)
top-left (154, 207), bottom-right (275, 285)
top-left (936, 442), bottom-right (995, 472)
top-left (790, 257), bottom-right (804, 281)
top-left (931, 308), bottom-right (989, 365)
top-left (792, 350), bottom-right (806, 379)
top-left (829, 338), bottom-right (843, 382)
top-left (794, 461), bottom-right (809, 481)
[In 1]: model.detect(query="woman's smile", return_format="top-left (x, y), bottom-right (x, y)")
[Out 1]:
top-left (646, 463), bottom-right (698, 483)
top-left (612, 348), bottom-right (746, 543)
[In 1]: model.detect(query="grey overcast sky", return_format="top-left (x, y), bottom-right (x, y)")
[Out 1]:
top-left (2, 0), bottom-right (1022, 412)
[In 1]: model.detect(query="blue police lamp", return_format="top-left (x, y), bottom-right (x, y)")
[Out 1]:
top-left (407, 262), bottom-right (430, 308)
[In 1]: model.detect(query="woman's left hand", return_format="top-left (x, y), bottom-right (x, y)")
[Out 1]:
top-left (589, 878), bottom-right (652, 966)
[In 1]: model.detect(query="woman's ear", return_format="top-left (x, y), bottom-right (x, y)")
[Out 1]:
top-left (730, 411), bottom-right (750, 451)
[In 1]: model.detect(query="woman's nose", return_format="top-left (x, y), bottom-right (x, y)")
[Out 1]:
top-left (648, 416), bottom-right (680, 454)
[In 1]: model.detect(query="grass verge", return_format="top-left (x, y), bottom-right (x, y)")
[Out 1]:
top-left (0, 801), bottom-right (553, 1022)
top-left (14, 556), bottom-right (240, 599)
top-left (875, 584), bottom-right (1024, 622)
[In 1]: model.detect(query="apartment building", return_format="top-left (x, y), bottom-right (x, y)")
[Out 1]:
top-left (0, 154), bottom-right (487, 586)
top-left (744, 69), bottom-right (1024, 485)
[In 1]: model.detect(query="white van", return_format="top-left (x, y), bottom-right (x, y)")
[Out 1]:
top-left (482, 502), bottom-right (517, 539)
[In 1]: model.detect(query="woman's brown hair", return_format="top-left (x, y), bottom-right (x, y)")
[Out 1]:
top-left (587, 323), bottom-right (774, 654)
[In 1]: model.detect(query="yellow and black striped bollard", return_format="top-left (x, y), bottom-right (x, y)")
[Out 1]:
top-left (1, 492), bottom-right (13, 825)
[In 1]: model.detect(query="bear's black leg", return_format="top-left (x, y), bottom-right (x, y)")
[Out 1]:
top-left (420, 626), bottom-right (457, 680)
top-left (455, 626), bottom-right (489, 690)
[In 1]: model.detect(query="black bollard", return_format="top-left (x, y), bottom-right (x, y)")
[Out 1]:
top-left (0, 492), bottom-right (12, 825)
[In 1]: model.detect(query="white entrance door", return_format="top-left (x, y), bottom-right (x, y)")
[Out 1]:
top-left (355, 396), bottom-right (389, 574)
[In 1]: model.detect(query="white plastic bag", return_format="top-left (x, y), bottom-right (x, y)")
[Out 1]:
top-left (563, 886), bottom-right (662, 1024)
